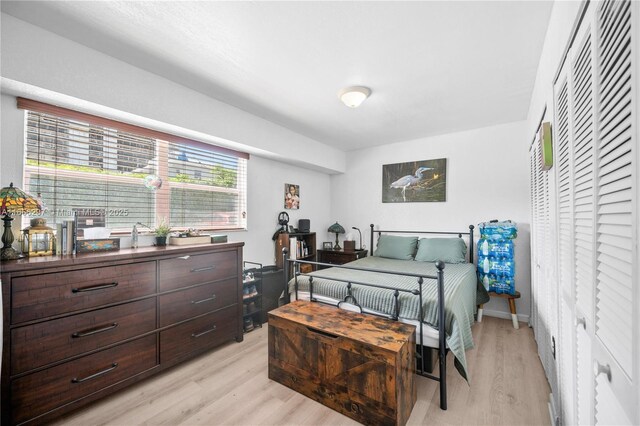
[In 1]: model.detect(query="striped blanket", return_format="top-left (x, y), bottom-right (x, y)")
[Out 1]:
top-left (288, 256), bottom-right (478, 381)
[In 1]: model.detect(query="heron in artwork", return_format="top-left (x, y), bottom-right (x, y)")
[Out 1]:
top-left (390, 166), bottom-right (433, 201)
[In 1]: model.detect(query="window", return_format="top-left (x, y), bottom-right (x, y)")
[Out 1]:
top-left (20, 99), bottom-right (248, 232)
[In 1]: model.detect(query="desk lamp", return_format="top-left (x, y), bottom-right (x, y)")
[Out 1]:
top-left (327, 222), bottom-right (345, 250)
top-left (1, 183), bottom-right (43, 260)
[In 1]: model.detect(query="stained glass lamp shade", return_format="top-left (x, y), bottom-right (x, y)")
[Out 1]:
top-left (1, 183), bottom-right (43, 260)
top-left (327, 222), bottom-right (345, 250)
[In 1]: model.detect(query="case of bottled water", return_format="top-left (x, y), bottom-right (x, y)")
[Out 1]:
top-left (477, 221), bottom-right (517, 295)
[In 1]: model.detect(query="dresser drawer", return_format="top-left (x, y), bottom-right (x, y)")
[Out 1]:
top-left (160, 305), bottom-right (237, 365)
top-left (11, 262), bottom-right (156, 324)
top-left (11, 298), bottom-right (156, 375)
top-left (321, 252), bottom-right (349, 264)
top-left (11, 335), bottom-right (157, 424)
top-left (159, 250), bottom-right (238, 292)
top-left (159, 278), bottom-right (238, 327)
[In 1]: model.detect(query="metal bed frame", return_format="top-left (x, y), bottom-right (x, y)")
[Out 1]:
top-left (282, 224), bottom-right (475, 410)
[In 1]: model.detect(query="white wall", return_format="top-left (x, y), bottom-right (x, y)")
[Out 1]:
top-left (241, 155), bottom-right (331, 266)
top-left (525, 1), bottom-right (583, 137)
top-left (331, 121), bottom-right (532, 321)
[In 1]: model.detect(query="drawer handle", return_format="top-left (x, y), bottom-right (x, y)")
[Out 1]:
top-left (179, 255), bottom-right (191, 260)
top-left (72, 322), bottom-right (119, 338)
top-left (191, 294), bottom-right (217, 305)
top-left (71, 362), bottom-right (118, 384)
top-left (192, 325), bottom-right (217, 338)
top-left (191, 266), bottom-right (216, 273)
top-left (72, 282), bottom-right (119, 293)
top-left (306, 327), bottom-right (339, 339)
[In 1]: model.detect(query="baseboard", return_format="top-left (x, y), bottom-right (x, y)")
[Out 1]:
top-left (482, 308), bottom-right (529, 324)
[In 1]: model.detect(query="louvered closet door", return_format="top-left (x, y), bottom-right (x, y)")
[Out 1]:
top-left (554, 64), bottom-right (577, 426)
top-left (592, 0), bottom-right (636, 423)
top-left (544, 131), bottom-right (560, 414)
top-left (530, 141), bottom-right (542, 343)
top-left (530, 127), bottom-right (552, 383)
top-left (529, 144), bottom-right (540, 334)
top-left (571, 14), bottom-right (596, 329)
top-left (569, 12), bottom-right (597, 425)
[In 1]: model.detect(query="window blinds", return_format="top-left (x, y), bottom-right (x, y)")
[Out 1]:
top-left (20, 99), bottom-right (248, 232)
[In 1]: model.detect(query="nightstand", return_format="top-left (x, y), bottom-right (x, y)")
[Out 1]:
top-left (317, 249), bottom-right (368, 269)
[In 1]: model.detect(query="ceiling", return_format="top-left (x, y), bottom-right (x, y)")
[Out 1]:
top-left (1, 1), bottom-right (553, 152)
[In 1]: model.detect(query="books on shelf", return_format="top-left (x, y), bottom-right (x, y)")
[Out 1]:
top-left (288, 238), bottom-right (311, 259)
top-left (289, 237), bottom-right (297, 260)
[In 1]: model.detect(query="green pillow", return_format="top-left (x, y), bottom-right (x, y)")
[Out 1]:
top-left (415, 238), bottom-right (467, 263)
top-left (373, 235), bottom-right (418, 260)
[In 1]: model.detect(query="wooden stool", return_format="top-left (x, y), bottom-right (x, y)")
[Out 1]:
top-left (477, 291), bottom-right (521, 329)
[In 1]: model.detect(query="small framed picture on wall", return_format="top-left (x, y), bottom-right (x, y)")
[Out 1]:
top-left (284, 183), bottom-right (300, 210)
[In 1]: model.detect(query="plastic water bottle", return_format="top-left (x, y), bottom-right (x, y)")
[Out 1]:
top-left (489, 257), bottom-right (501, 275)
top-left (503, 240), bottom-right (514, 258)
top-left (488, 273), bottom-right (498, 292)
top-left (479, 238), bottom-right (490, 256)
top-left (489, 240), bottom-right (502, 257)
top-left (131, 224), bottom-right (138, 249)
top-left (501, 258), bottom-right (515, 277)
top-left (482, 274), bottom-right (490, 290)
top-left (480, 256), bottom-right (491, 274)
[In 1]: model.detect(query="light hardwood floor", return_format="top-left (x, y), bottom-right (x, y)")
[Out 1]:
top-left (55, 316), bottom-right (550, 426)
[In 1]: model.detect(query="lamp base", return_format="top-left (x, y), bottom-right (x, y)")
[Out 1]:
top-left (1, 246), bottom-right (21, 261)
top-left (1, 213), bottom-right (21, 261)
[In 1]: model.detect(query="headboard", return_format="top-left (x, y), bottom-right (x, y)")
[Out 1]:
top-left (369, 224), bottom-right (476, 264)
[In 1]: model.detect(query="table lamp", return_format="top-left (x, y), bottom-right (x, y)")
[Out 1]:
top-left (1, 182), bottom-right (43, 260)
top-left (327, 222), bottom-right (345, 250)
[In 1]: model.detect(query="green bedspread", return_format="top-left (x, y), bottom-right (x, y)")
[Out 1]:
top-left (288, 256), bottom-right (480, 381)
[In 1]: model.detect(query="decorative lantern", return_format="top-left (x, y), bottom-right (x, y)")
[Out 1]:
top-left (22, 218), bottom-right (54, 256)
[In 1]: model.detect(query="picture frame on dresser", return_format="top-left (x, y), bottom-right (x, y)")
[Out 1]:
top-left (322, 242), bottom-right (333, 250)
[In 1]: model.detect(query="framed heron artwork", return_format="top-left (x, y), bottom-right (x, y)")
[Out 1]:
top-left (382, 158), bottom-right (447, 203)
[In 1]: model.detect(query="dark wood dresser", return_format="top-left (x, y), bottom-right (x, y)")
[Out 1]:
top-left (0, 243), bottom-right (244, 425)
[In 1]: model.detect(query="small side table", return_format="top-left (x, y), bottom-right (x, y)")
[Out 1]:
top-left (478, 291), bottom-right (521, 329)
top-left (317, 249), bottom-right (367, 269)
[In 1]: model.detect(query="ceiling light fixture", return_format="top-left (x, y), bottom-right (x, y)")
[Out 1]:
top-left (338, 86), bottom-right (371, 108)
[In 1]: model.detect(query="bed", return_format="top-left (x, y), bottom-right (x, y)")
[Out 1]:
top-left (282, 224), bottom-right (487, 410)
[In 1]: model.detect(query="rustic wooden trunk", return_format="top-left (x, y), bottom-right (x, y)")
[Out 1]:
top-left (268, 300), bottom-right (416, 426)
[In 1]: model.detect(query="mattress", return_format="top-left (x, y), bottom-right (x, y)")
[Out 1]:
top-left (288, 256), bottom-right (478, 380)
